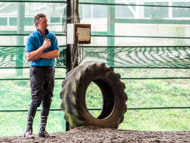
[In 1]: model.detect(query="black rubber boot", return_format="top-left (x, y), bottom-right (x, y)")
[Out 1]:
top-left (39, 107), bottom-right (55, 138)
top-left (39, 107), bottom-right (49, 133)
top-left (24, 102), bottom-right (37, 138)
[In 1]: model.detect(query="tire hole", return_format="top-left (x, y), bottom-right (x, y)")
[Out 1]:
top-left (86, 82), bottom-right (103, 118)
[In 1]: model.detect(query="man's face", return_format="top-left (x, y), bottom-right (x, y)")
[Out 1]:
top-left (35, 17), bottom-right (48, 33)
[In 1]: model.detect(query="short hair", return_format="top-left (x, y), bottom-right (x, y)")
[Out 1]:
top-left (33, 13), bottom-right (46, 24)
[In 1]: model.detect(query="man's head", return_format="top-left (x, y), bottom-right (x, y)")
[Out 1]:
top-left (34, 13), bottom-right (48, 34)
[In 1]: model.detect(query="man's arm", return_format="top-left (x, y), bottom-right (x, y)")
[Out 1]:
top-left (40, 49), bottom-right (59, 59)
top-left (26, 39), bottom-right (51, 61)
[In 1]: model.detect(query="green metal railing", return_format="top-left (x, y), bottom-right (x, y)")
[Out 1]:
top-left (0, 0), bottom-right (190, 9)
top-left (1, 106), bottom-right (190, 113)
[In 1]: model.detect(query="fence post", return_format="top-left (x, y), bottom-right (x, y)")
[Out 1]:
top-left (65, 0), bottom-right (79, 131)
top-left (16, 3), bottom-right (25, 76)
top-left (107, 0), bottom-right (115, 67)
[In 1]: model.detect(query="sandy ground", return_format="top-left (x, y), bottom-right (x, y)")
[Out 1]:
top-left (0, 126), bottom-right (190, 143)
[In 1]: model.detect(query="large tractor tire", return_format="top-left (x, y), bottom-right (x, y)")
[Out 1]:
top-left (60, 63), bottom-right (127, 129)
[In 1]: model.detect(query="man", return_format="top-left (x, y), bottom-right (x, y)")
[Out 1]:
top-left (24, 13), bottom-right (59, 138)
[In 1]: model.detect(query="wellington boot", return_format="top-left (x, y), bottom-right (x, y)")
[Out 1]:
top-left (39, 131), bottom-right (55, 138)
top-left (24, 102), bottom-right (37, 137)
top-left (39, 107), bottom-right (50, 134)
top-left (24, 129), bottom-right (34, 139)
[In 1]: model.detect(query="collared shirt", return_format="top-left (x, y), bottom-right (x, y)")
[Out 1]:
top-left (25, 29), bottom-right (59, 67)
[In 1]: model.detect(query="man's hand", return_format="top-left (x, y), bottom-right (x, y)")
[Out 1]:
top-left (43, 39), bottom-right (51, 49)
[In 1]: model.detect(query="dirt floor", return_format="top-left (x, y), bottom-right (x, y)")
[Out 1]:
top-left (0, 126), bottom-right (190, 143)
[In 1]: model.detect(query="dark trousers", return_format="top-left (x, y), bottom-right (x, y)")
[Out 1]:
top-left (30, 66), bottom-right (55, 108)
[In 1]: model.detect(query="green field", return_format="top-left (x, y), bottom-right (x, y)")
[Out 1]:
top-left (0, 68), bottom-right (190, 137)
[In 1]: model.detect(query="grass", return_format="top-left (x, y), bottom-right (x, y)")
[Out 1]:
top-left (0, 68), bottom-right (190, 137)
top-left (120, 109), bottom-right (190, 131)
top-left (0, 111), bottom-right (65, 137)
